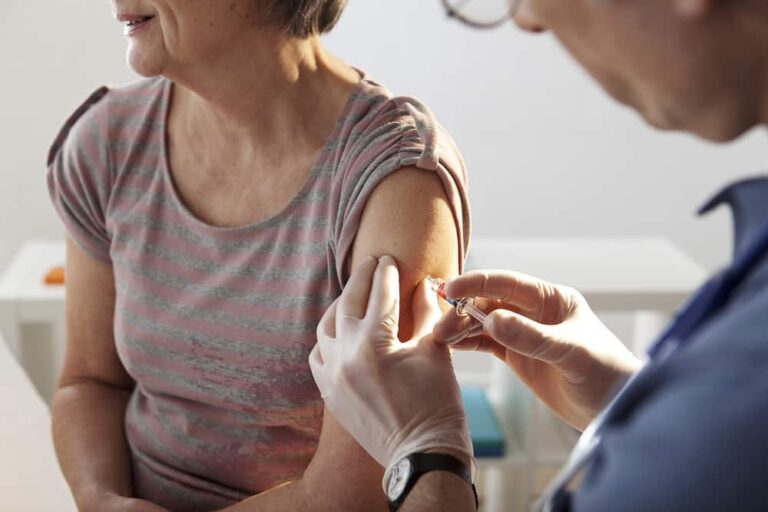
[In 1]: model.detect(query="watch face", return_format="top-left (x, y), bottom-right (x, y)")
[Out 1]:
top-left (387, 457), bottom-right (413, 501)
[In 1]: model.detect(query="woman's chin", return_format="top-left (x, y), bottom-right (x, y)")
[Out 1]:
top-left (127, 49), bottom-right (163, 78)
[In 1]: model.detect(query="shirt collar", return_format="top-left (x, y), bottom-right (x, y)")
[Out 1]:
top-left (699, 175), bottom-right (768, 259)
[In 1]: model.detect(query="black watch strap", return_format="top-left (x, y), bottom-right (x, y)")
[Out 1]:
top-left (388, 453), bottom-right (478, 512)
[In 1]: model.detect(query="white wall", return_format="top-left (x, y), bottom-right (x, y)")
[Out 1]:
top-left (0, 1), bottom-right (137, 269)
top-left (2, 0), bottom-right (766, 272)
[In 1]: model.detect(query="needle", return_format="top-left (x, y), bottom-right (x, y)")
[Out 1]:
top-left (426, 277), bottom-right (487, 324)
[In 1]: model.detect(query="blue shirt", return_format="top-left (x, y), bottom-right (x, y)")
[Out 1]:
top-left (572, 176), bottom-right (768, 511)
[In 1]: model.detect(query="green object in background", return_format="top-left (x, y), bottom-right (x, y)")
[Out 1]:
top-left (461, 385), bottom-right (506, 458)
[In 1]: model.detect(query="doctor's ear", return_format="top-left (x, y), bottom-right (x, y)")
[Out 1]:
top-left (673, 0), bottom-right (713, 18)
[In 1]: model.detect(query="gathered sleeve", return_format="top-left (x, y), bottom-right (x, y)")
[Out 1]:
top-left (46, 87), bottom-right (113, 264)
top-left (328, 94), bottom-right (471, 286)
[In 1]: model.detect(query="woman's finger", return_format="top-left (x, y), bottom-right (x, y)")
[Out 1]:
top-left (445, 270), bottom-right (561, 315)
top-left (339, 256), bottom-right (378, 320)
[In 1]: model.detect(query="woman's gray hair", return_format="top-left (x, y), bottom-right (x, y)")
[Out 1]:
top-left (264, 0), bottom-right (348, 38)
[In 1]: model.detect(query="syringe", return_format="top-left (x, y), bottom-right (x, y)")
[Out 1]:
top-left (426, 277), bottom-right (487, 324)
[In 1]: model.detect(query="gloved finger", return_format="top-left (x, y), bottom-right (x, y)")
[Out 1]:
top-left (366, 256), bottom-right (401, 330)
top-left (451, 334), bottom-right (509, 360)
top-left (445, 270), bottom-right (562, 316)
top-left (410, 278), bottom-right (443, 339)
top-left (432, 297), bottom-right (495, 345)
top-left (484, 309), bottom-right (570, 364)
top-left (318, 299), bottom-right (339, 339)
top-left (450, 333), bottom-right (493, 352)
top-left (315, 301), bottom-right (341, 383)
top-left (319, 331), bottom-right (339, 369)
top-left (465, 322), bottom-right (484, 339)
top-left (308, 344), bottom-right (330, 398)
top-left (313, 317), bottom-right (338, 378)
top-left (432, 306), bottom-right (474, 345)
top-left (309, 342), bottom-right (324, 371)
top-left (339, 256), bottom-right (378, 320)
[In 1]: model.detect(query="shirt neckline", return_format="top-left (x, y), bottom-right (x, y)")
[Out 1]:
top-left (158, 74), bottom-right (369, 234)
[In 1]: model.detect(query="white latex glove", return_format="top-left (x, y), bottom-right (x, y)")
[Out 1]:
top-left (309, 256), bottom-right (474, 474)
top-left (433, 270), bottom-right (643, 431)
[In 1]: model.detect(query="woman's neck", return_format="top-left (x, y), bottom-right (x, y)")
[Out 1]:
top-left (166, 33), bottom-right (360, 153)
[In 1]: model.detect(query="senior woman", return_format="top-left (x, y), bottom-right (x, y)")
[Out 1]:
top-left (46, 1), bottom-right (469, 511)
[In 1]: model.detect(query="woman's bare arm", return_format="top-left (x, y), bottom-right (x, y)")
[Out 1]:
top-left (348, 167), bottom-right (461, 338)
top-left (51, 239), bottom-right (149, 511)
top-left (217, 406), bottom-right (387, 511)
top-left (309, 166), bottom-right (460, 505)
top-left (219, 167), bottom-right (461, 511)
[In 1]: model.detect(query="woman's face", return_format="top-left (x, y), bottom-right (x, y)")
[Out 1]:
top-left (110, 0), bottom-right (262, 77)
top-left (513, 0), bottom-right (762, 142)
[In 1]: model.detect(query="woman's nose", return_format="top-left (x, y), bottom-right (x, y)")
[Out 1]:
top-left (513, 1), bottom-right (548, 33)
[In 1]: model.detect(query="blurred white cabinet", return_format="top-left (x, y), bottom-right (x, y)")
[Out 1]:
top-left (0, 240), bottom-right (66, 403)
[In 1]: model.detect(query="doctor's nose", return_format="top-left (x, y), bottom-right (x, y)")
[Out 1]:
top-left (513, 1), bottom-right (547, 33)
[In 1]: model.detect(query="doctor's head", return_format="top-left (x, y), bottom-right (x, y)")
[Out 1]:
top-left (445, 0), bottom-right (768, 143)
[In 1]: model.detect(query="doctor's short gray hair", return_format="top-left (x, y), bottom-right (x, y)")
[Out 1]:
top-left (263, 0), bottom-right (347, 38)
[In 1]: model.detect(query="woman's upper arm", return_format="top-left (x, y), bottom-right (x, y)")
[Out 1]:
top-left (59, 237), bottom-right (132, 390)
top-left (306, 168), bottom-right (461, 510)
top-left (349, 166), bottom-right (461, 339)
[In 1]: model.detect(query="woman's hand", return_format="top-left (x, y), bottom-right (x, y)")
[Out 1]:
top-left (309, 256), bottom-right (473, 470)
top-left (433, 270), bottom-right (643, 431)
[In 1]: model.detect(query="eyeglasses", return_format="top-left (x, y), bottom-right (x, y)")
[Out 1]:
top-left (441, 0), bottom-right (521, 29)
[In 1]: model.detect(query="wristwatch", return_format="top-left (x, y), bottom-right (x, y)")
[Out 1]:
top-left (384, 452), bottom-right (478, 511)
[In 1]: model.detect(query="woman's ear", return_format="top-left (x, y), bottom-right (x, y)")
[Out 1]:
top-left (673, 0), bottom-right (713, 19)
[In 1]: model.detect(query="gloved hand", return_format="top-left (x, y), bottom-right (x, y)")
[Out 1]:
top-left (433, 270), bottom-right (643, 431)
top-left (309, 256), bottom-right (474, 473)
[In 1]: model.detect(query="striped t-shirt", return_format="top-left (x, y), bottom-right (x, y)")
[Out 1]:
top-left (47, 75), bottom-right (470, 511)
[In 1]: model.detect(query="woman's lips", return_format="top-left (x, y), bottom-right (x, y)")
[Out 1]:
top-left (118, 14), bottom-right (156, 36)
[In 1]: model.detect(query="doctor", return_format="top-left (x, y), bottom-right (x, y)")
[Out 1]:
top-left (310, 0), bottom-right (768, 510)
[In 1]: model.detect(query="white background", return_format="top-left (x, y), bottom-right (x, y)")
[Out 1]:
top-left (1, 0), bottom-right (766, 272)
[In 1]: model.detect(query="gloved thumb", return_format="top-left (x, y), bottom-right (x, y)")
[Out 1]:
top-left (484, 309), bottom-right (568, 364)
top-left (410, 278), bottom-right (443, 340)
